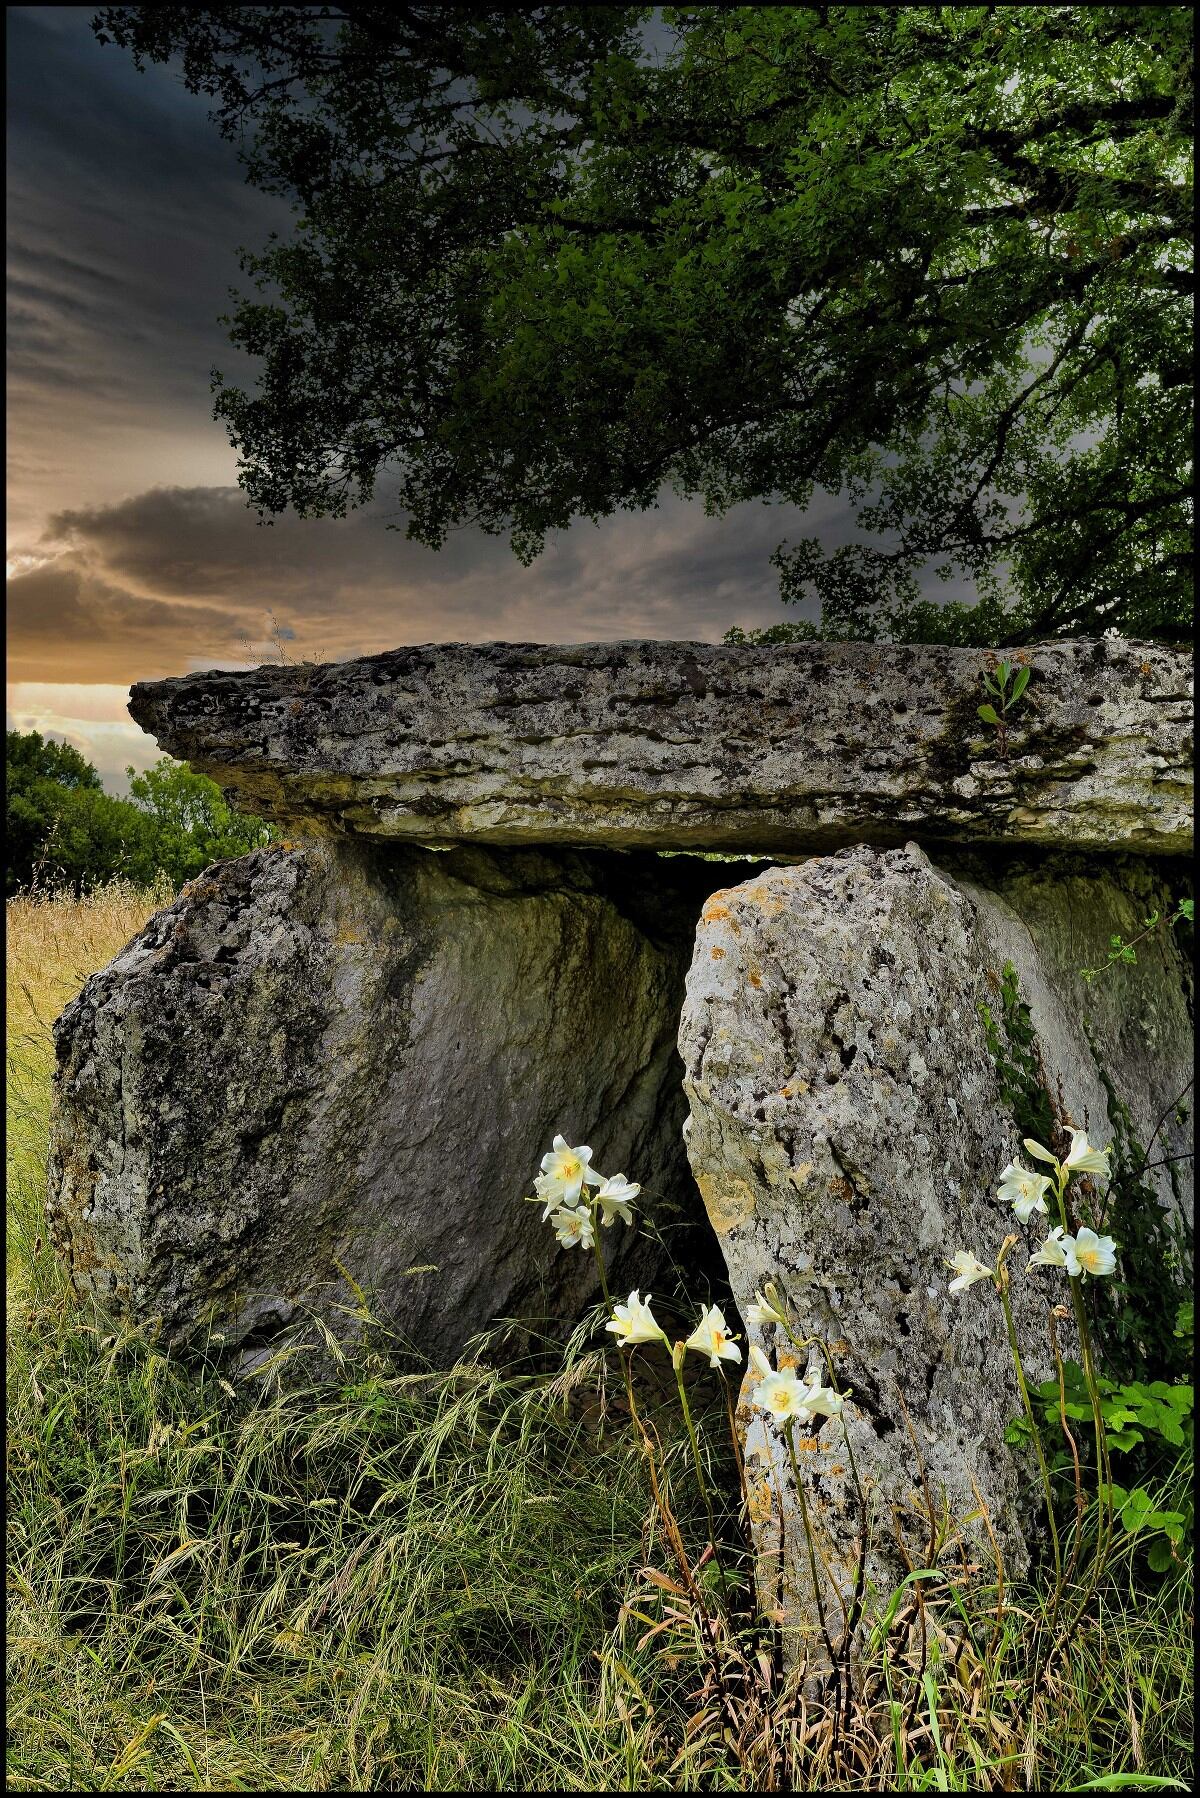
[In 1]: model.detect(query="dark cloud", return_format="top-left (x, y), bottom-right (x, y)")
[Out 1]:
top-left (6, 554), bottom-right (245, 684)
top-left (12, 482), bottom-right (826, 684)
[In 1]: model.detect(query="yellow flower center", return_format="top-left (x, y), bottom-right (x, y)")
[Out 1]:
top-left (1078, 1245), bottom-right (1100, 1272)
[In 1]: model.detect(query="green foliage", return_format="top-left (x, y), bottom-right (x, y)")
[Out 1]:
top-left (1008, 1360), bottom-right (1193, 1572)
top-left (95, 6), bottom-right (1193, 645)
top-left (1080, 896), bottom-right (1195, 983)
top-left (5, 730), bottom-right (275, 894)
top-left (978, 959), bottom-right (1055, 1145)
top-left (977, 657), bottom-right (1031, 728)
top-left (125, 756), bottom-right (276, 886)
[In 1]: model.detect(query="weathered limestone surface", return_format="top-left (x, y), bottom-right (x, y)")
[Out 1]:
top-left (48, 840), bottom-right (727, 1365)
top-left (677, 844), bottom-right (1193, 1658)
top-left (128, 638), bottom-right (1192, 857)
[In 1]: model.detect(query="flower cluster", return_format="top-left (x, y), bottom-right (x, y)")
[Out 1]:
top-left (605, 1293), bottom-right (744, 1370)
top-left (531, 1140), bottom-right (848, 1441)
top-left (948, 1129), bottom-right (1118, 1295)
top-left (531, 1134), bottom-right (641, 1247)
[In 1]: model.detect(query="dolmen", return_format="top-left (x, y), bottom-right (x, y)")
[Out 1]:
top-left (47, 638), bottom-right (1193, 1652)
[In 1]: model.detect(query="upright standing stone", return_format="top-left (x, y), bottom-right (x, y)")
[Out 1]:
top-left (48, 840), bottom-right (722, 1365)
top-left (677, 843), bottom-right (1190, 1660)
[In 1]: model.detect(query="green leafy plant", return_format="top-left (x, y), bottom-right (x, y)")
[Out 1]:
top-left (977, 658), bottom-right (1032, 746)
top-left (1008, 1361), bottom-right (1193, 1571)
top-left (1080, 897), bottom-right (1194, 982)
top-left (1085, 1040), bottom-right (1193, 1385)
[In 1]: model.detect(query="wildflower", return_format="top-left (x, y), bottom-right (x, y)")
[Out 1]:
top-left (946, 1249), bottom-right (993, 1294)
top-left (595, 1173), bottom-right (639, 1228)
top-left (533, 1173), bottom-right (568, 1221)
top-left (1023, 1137), bottom-right (1060, 1167)
top-left (803, 1383), bottom-right (844, 1417)
top-left (1027, 1225), bottom-right (1071, 1271)
top-left (1068, 1226), bottom-right (1117, 1279)
top-left (1062, 1130), bottom-right (1110, 1178)
top-left (997, 1161), bottom-right (1052, 1223)
top-left (685, 1303), bottom-right (742, 1370)
top-left (554, 1207), bottom-right (595, 1251)
top-left (606, 1289), bottom-right (669, 1350)
top-left (746, 1286), bottom-right (789, 1328)
top-left (752, 1362), bottom-right (816, 1424)
top-left (538, 1135), bottom-right (603, 1208)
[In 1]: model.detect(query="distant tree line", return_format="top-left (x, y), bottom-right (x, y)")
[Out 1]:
top-left (6, 730), bottom-right (276, 896)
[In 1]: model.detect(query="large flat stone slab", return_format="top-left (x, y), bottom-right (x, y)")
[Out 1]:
top-left (47, 841), bottom-right (725, 1364)
top-left (128, 639), bottom-right (1192, 857)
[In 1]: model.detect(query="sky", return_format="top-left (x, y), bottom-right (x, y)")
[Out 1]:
top-left (6, 5), bottom-right (842, 788)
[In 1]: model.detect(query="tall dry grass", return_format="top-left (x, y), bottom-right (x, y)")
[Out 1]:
top-left (6, 885), bottom-right (1194, 1791)
top-left (7, 878), bottom-right (170, 1291)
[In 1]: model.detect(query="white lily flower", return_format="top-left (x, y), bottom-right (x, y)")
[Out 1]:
top-left (605, 1289), bottom-right (669, 1350)
top-left (752, 1364), bottom-right (815, 1424)
top-left (749, 1343), bottom-right (774, 1379)
top-left (997, 1162), bottom-right (1052, 1223)
top-left (533, 1173), bottom-right (570, 1221)
top-left (1023, 1137), bottom-right (1060, 1167)
top-left (595, 1173), bottom-right (640, 1228)
top-left (554, 1207), bottom-right (595, 1251)
top-left (1027, 1225), bottom-right (1071, 1271)
top-left (684, 1303), bottom-right (742, 1370)
top-left (803, 1383), bottom-right (844, 1417)
top-left (946, 1249), bottom-right (993, 1294)
top-left (745, 1287), bottom-right (789, 1328)
top-left (1069, 1226), bottom-right (1117, 1278)
top-left (539, 1135), bottom-right (603, 1207)
top-left (1062, 1130), bottom-right (1111, 1178)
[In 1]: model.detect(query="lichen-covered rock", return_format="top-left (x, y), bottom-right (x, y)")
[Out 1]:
top-left (128, 638), bottom-right (1192, 857)
top-left (677, 844), bottom-right (1192, 1663)
top-left (47, 841), bottom-right (724, 1365)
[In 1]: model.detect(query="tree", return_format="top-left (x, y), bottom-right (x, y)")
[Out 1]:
top-left (95, 6), bottom-right (1193, 644)
top-left (126, 758), bottom-right (275, 885)
top-left (5, 732), bottom-right (274, 894)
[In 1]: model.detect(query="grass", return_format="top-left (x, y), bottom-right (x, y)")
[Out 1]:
top-left (6, 884), bottom-right (1195, 1791)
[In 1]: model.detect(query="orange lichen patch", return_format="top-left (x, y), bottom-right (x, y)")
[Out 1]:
top-left (828, 1176), bottom-right (854, 1202)
top-left (777, 1350), bottom-right (800, 1372)
top-left (695, 1171), bottom-right (757, 1234)
top-left (710, 946), bottom-right (726, 960)
top-left (746, 1477), bottom-right (776, 1524)
top-left (701, 894), bottom-right (733, 923)
top-left (779, 1081), bottom-right (809, 1100)
top-left (740, 883), bottom-right (787, 917)
top-left (747, 965), bottom-right (763, 988)
top-left (792, 1437), bottom-right (819, 1453)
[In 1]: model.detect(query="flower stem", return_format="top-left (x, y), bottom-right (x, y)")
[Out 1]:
top-left (1053, 1172), bottom-right (1113, 1579)
top-left (998, 1276), bottom-right (1063, 1610)
top-left (673, 1357), bottom-right (726, 1587)
top-left (785, 1424), bottom-right (839, 1677)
